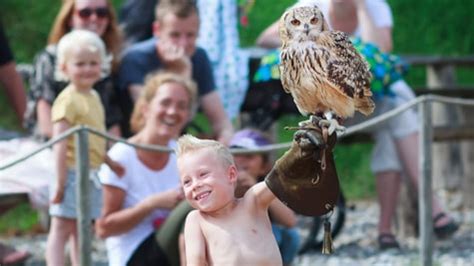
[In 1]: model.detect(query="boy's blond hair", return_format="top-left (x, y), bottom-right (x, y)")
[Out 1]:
top-left (130, 72), bottom-right (198, 133)
top-left (176, 134), bottom-right (234, 168)
top-left (55, 29), bottom-right (110, 81)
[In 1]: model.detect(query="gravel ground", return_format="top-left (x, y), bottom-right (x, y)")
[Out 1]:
top-left (1, 200), bottom-right (473, 266)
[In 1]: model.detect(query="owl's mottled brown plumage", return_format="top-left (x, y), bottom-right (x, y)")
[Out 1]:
top-left (279, 4), bottom-right (374, 120)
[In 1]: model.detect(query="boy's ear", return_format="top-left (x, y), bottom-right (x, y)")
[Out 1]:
top-left (228, 165), bottom-right (238, 183)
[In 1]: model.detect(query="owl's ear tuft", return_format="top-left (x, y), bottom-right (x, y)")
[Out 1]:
top-left (315, 9), bottom-right (330, 31)
top-left (279, 12), bottom-right (292, 43)
top-left (321, 18), bottom-right (330, 31)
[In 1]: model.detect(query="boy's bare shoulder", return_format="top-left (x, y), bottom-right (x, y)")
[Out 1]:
top-left (186, 209), bottom-right (201, 221)
top-left (245, 182), bottom-right (268, 196)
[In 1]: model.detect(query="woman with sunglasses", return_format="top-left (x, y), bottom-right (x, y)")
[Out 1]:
top-left (25, 0), bottom-right (123, 140)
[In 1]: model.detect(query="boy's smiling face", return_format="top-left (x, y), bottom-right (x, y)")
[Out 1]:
top-left (180, 148), bottom-right (237, 212)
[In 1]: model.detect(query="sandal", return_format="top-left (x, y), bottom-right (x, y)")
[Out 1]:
top-left (433, 212), bottom-right (459, 239)
top-left (377, 233), bottom-right (400, 250)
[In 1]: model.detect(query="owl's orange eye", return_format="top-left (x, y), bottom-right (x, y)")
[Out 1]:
top-left (291, 19), bottom-right (301, 26)
top-left (310, 17), bottom-right (318, 24)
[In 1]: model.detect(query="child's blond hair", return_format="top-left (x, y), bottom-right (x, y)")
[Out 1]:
top-left (176, 134), bottom-right (234, 168)
top-left (55, 29), bottom-right (110, 81)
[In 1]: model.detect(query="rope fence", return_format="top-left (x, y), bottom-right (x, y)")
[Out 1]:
top-left (1, 94), bottom-right (474, 266)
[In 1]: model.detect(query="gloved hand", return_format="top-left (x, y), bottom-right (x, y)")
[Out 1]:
top-left (265, 127), bottom-right (340, 216)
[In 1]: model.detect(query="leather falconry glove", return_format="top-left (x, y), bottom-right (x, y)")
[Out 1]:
top-left (265, 127), bottom-right (339, 216)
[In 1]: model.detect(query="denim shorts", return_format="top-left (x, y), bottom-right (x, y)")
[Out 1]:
top-left (49, 169), bottom-right (102, 219)
top-left (346, 80), bottom-right (419, 173)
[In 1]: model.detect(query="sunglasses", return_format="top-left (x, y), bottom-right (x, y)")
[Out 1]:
top-left (76, 7), bottom-right (109, 19)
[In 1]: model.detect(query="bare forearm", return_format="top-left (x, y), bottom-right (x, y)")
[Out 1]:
top-left (54, 141), bottom-right (68, 187)
top-left (37, 99), bottom-right (53, 138)
top-left (97, 190), bottom-right (179, 237)
top-left (269, 200), bottom-right (297, 227)
top-left (213, 119), bottom-right (234, 145)
top-left (252, 182), bottom-right (276, 208)
top-left (201, 92), bottom-right (234, 144)
top-left (356, 3), bottom-right (392, 52)
top-left (0, 62), bottom-right (26, 125)
top-left (97, 198), bottom-right (156, 237)
top-left (256, 22), bottom-right (281, 49)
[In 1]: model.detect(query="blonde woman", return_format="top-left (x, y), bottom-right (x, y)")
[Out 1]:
top-left (96, 72), bottom-right (197, 266)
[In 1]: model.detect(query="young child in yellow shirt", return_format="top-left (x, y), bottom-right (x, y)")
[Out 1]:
top-left (46, 29), bottom-right (123, 266)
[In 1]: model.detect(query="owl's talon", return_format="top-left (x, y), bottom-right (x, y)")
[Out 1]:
top-left (304, 130), bottom-right (324, 147)
top-left (318, 119), bottom-right (345, 136)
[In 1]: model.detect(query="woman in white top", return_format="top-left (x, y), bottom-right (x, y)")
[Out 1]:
top-left (257, 0), bottom-right (458, 249)
top-left (95, 72), bottom-right (197, 266)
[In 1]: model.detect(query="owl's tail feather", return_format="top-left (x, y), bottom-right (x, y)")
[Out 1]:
top-left (355, 97), bottom-right (375, 116)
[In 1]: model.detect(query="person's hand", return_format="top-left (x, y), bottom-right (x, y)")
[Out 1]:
top-left (144, 188), bottom-right (184, 210)
top-left (51, 185), bottom-right (65, 204)
top-left (156, 40), bottom-right (192, 77)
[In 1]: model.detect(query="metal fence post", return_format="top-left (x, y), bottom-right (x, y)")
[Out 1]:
top-left (75, 126), bottom-right (92, 266)
top-left (418, 96), bottom-right (433, 266)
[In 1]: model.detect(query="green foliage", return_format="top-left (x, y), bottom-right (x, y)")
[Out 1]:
top-left (239, 0), bottom-right (294, 47)
top-left (334, 143), bottom-right (375, 199)
top-left (1, 0), bottom-right (59, 64)
top-left (387, 0), bottom-right (474, 86)
top-left (0, 203), bottom-right (39, 235)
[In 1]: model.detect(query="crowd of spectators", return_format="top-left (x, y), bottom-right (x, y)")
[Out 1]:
top-left (0, 0), bottom-right (460, 265)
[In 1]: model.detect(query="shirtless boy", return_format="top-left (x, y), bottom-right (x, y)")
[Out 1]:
top-left (176, 134), bottom-right (282, 266)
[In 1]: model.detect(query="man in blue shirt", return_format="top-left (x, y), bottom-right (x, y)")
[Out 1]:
top-left (119, 0), bottom-right (233, 143)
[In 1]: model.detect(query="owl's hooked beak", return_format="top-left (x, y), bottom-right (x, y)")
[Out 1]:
top-left (304, 23), bottom-right (310, 35)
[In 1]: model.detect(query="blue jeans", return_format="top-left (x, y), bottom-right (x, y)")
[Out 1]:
top-left (272, 224), bottom-right (300, 264)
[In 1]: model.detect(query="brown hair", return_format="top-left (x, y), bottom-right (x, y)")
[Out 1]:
top-left (130, 72), bottom-right (198, 133)
top-left (154, 0), bottom-right (199, 22)
top-left (47, 0), bottom-right (122, 71)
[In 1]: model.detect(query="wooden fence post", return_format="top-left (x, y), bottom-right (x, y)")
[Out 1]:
top-left (75, 126), bottom-right (92, 266)
top-left (427, 63), bottom-right (465, 209)
top-left (419, 97), bottom-right (433, 266)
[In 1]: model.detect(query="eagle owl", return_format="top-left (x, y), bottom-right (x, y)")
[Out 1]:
top-left (279, 4), bottom-right (375, 134)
